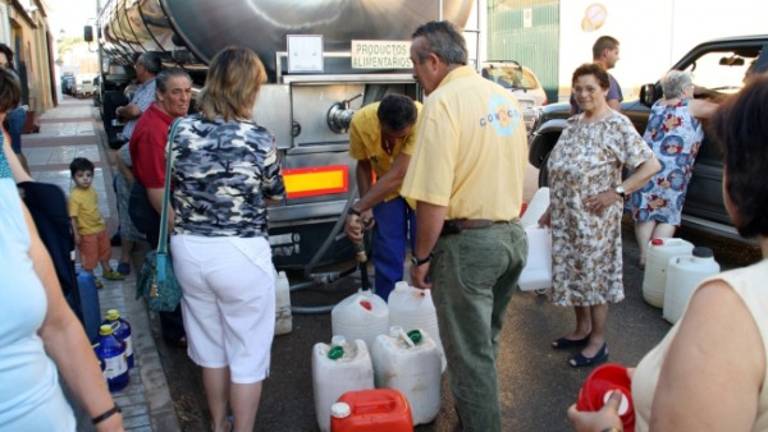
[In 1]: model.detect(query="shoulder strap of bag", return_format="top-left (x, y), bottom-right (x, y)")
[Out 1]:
top-left (157, 118), bottom-right (182, 255)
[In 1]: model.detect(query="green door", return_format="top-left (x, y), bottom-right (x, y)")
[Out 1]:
top-left (488, 0), bottom-right (560, 103)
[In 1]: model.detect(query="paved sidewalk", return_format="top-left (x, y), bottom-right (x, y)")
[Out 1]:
top-left (26, 97), bottom-right (180, 432)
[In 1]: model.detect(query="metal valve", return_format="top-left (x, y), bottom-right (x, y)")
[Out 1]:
top-left (326, 93), bottom-right (363, 134)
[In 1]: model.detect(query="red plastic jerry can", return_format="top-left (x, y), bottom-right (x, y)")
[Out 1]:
top-left (331, 388), bottom-right (413, 432)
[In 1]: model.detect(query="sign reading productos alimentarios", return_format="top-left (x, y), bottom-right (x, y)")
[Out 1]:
top-left (351, 40), bottom-right (412, 69)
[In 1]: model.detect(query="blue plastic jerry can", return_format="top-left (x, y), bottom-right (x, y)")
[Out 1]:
top-left (102, 309), bottom-right (134, 368)
top-left (76, 270), bottom-right (102, 343)
top-left (93, 324), bottom-right (130, 392)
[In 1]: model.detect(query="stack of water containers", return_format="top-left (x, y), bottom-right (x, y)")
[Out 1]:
top-left (663, 246), bottom-right (720, 323)
top-left (640, 238), bottom-right (721, 323)
top-left (642, 238), bottom-right (694, 307)
top-left (316, 283), bottom-right (445, 429)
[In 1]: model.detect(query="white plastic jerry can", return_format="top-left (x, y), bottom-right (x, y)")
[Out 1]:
top-left (388, 281), bottom-right (445, 371)
top-left (312, 336), bottom-right (374, 432)
top-left (642, 238), bottom-right (694, 308)
top-left (663, 247), bottom-right (720, 324)
top-left (520, 187), bottom-right (550, 228)
top-left (274, 271), bottom-right (292, 335)
top-left (518, 226), bottom-right (553, 292)
top-left (331, 289), bottom-right (389, 350)
top-left (371, 326), bottom-right (442, 426)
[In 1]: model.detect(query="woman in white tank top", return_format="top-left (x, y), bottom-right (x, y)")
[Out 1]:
top-left (568, 76), bottom-right (768, 431)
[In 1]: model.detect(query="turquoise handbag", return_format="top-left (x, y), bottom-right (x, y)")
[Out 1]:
top-left (136, 120), bottom-right (182, 312)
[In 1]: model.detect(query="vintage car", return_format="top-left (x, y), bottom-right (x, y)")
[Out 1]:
top-left (527, 35), bottom-right (768, 240)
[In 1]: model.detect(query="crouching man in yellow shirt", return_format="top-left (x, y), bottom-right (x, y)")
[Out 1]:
top-left (345, 94), bottom-right (421, 300)
top-left (401, 21), bottom-right (528, 432)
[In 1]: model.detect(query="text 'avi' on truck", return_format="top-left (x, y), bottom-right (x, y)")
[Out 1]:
top-left (87, 0), bottom-right (475, 279)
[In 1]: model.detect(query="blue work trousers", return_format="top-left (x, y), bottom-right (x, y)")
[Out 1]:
top-left (371, 197), bottom-right (415, 300)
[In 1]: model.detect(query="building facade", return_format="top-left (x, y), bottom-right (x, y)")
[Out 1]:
top-left (0, 0), bottom-right (55, 116)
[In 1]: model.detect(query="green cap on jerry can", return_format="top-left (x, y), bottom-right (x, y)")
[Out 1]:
top-left (327, 345), bottom-right (344, 360)
top-left (407, 329), bottom-right (422, 344)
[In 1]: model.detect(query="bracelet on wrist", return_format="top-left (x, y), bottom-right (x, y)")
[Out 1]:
top-left (91, 403), bottom-right (121, 425)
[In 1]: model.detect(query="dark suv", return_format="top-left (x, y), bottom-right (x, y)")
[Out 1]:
top-left (528, 35), bottom-right (768, 240)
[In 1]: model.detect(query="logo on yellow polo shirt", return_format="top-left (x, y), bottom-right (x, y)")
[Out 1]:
top-left (479, 94), bottom-right (521, 137)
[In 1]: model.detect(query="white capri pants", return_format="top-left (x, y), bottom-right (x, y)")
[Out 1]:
top-left (171, 234), bottom-right (276, 383)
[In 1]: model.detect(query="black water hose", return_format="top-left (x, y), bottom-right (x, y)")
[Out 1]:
top-left (290, 186), bottom-right (366, 314)
top-left (303, 185), bottom-right (357, 279)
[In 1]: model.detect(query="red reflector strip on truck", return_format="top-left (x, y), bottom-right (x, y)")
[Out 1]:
top-left (283, 165), bottom-right (349, 199)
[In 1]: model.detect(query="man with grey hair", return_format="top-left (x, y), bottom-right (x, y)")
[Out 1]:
top-left (110, 52), bottom-right (161, 272)
top-left (116, 52), bottom-right (160, 141)
top-left (402, 20), bottom-right (528, 431)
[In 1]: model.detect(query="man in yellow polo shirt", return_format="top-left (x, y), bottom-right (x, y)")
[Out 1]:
top-left (401, 21), bottom-right (528, 432)
top-left (345, 94), bottom-right (421, 300)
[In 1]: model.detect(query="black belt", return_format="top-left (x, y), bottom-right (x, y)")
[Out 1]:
top-left (440, 219), bottom-right (510, 236)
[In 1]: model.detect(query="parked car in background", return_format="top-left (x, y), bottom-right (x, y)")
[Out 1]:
top-left (527, 35), bottom-right (768, 240)
top-left (75, 73), bottom-right (97, 97)
top-left (61, 72), bottom-right (75, 95)
top-left (481, 60), bottom-right (547, 131)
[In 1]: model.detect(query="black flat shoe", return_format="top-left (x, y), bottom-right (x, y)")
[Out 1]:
top-left (551, 333), bottom-right (591, 349)
top-left (569, 343), bottom-right (608, 368)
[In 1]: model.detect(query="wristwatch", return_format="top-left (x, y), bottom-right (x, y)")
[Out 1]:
top-left (614, 185), bottom-right (627, 200)
top-left (347, 206), bottom-right (362, 217)
top-left (410, 253), bottom-right (433, 267)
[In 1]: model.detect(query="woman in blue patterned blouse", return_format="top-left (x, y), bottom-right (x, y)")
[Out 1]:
top-left (168, 47), bottom-right (285, 432)
top-left (629, 70), bottom-right (719, 266)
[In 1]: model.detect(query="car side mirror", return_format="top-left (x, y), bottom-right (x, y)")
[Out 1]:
top-left (84, 25), bottom-right (94, 43)
top-left (640, 83), bottom-right (657, 107)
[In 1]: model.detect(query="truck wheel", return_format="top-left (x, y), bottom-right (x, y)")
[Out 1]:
top-left (538, 151), bottom-right (551, 187)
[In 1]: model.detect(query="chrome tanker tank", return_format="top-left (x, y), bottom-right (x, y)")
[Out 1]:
top-left (96, 0), bottom-right (475, 273)
top-left (99, 0), bottom-right (473, 75)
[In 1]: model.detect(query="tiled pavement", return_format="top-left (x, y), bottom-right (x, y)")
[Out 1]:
top-left (28, 97), bottom-right (180, 432)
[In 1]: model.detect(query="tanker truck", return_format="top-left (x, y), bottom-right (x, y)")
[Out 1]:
top-left (89, 0), bottom-right (476, 275)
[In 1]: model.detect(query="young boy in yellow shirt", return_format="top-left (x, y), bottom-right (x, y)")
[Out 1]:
top-left (68, 157), bottom-right (124, 286)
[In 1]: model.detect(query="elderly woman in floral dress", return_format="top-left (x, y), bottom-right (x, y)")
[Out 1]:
top-left (540, 63), bottom-right (660, 368)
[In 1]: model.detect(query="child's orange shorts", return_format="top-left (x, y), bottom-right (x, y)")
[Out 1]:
top-left (79, 229), bottom-right (110, 271)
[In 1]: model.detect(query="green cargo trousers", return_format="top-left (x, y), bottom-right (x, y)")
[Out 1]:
top-left (430, 221), bottom-right (527, 432)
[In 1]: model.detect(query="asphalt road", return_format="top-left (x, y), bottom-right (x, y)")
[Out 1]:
top-left (151, 217), bottom-right (759, 432)
top-left (152, 162), bottom-right (761, 431)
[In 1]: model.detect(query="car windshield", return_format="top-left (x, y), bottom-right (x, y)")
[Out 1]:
top-left (682, 49), bottom-right (760, 95)
top-left (482, 65), bottom-right (538, 90)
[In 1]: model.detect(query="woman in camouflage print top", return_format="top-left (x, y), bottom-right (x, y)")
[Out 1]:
top-left (168, 47), bottom-right (284, 432)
